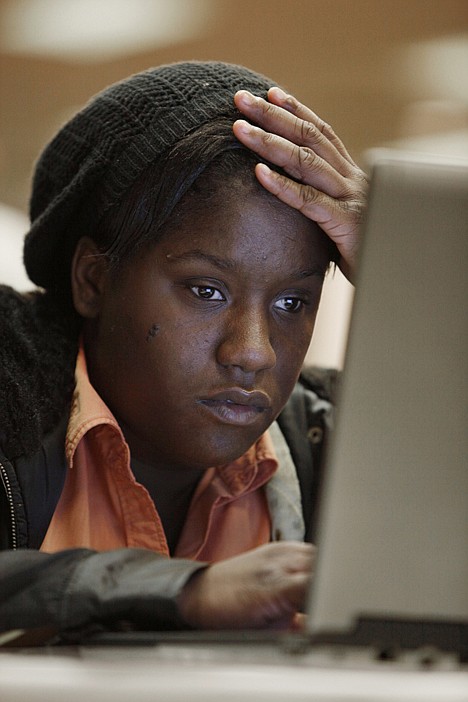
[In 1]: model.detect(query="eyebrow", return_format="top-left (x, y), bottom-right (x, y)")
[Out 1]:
top-left (295, 267), bottom-right (327, 279)
top-left (166, 249), bottom-right (326, 279)
top-left (166, 250), bottom-right (236, 271)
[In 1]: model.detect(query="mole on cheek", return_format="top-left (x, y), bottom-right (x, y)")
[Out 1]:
top-left (146, 323), bottom-right (160, 342)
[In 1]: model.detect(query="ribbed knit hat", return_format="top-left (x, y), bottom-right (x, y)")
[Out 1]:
top-left (24, 61), bottom-right (276, 289)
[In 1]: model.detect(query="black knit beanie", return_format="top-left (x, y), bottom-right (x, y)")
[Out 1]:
top-left (24, 61), bottom-right (276, 290)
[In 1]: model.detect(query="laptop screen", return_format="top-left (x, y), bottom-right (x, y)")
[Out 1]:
top-left (306, 154), bottom-right (468, 658)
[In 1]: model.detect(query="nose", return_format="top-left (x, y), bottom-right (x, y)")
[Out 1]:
top-left (216, 305), bottom-right (276, 376)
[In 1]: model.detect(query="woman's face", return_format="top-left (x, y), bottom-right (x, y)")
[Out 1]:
top-left (80, 181), bottom-right (331, 470)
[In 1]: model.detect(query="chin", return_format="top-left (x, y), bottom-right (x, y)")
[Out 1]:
top-left (180, 430), bottom-right (267, 470)
top-left (205, 428), bottom-right (268, 467)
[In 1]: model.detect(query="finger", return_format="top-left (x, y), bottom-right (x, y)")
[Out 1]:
top-left (267, 87), bottom-right (359, 168)
top-left (290, 613), bottom-right (308, 631)
top-left (254, 163), bottom-right (361, 274)
top-left (234, 90), bottom-right (354, 176)
top-left (284, 547), bottom-right (316, 575)
top-left (281, 571), bottom-right (312, 611)
top-left (255, 163), bottom-right (355, 226)
top-left (233, 120), bottom-right (348, 199)
top-left (261, 540), bottom-right (315, 556)
top-left (257, 541), bottom-right (315, 566)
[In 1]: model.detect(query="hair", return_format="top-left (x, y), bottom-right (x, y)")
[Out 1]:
top-left (68, 117), bottom-right (338, 286)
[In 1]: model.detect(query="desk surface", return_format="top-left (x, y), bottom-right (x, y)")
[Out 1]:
top-left (1, 647), bottom-right (467, 702)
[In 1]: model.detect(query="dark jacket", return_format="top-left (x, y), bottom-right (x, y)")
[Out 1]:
top-left (0, 286), bottom-right (339, 639)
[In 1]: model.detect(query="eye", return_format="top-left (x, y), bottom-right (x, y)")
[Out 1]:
top-left (190, 285), bottom-right (225, 301)
top-left (274, 296), bottom-right (304, 313)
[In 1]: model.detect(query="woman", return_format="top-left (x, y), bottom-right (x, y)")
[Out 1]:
top-left (0, 61), bottom-right (366, 639)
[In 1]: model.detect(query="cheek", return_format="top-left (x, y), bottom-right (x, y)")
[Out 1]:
top-left (139, 318), bottom-right (214, 386)
top-left (278, 308), bottom-right (318, 357)
top-left (90, 298), bottom-right (165, 392)
top-left (274, 326), bottom-right (314, 393)
top-left (145, 323), bottom-right (161, 342)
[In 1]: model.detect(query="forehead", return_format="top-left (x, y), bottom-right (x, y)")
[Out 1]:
top-left (154, 181), bottom-right (330, 275)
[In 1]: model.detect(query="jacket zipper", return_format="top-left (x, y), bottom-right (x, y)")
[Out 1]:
top-left (0, 462), bottom-right (17, 550)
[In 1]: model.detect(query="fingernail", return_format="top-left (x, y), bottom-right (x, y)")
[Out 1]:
top-left (256, 163), bottom-right (272, 177)
top-left (270, 86), bottom-right (288, 101)
top-left (233, 119), bottom-right (251, 135)
top-left (236, 90), bottom-right (255, 106)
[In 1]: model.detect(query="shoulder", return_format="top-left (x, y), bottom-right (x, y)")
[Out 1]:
top-left (298, 365), bottom-right (341, 405)
top-left (279, 365), bottom-right (340, 437)
top-left (0, 286), bottom-right (37, 393)
top-left (276, 366), bottom-right (339, 468)
top-left (276, 366), bottom-right (341, 539)
top-left (0, 285), bottom-right (78, 459)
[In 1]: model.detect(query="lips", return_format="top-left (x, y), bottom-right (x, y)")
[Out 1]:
top-left (198, 388), bottom-right (272, 426)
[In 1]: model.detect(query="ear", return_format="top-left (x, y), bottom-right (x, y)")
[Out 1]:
top-left (71, 236), bottom-right (109, 318)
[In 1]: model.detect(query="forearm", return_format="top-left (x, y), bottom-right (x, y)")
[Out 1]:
top-left (0, 548), bottom-right (205, 635)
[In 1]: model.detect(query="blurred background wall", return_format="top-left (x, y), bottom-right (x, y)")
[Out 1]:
top-left (1, 0), bottom-right (467, 366)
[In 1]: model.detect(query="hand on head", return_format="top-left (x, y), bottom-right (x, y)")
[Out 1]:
top-left (233, 88), bottom-right (368, 283)
top-left (178, 541), bottom-right (316, 630)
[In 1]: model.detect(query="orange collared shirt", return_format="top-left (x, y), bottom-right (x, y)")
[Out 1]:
top-left (40, 347), bottom-right (278, 562)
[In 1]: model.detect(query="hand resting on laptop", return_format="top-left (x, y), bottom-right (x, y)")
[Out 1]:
top-left (178, 542), bottom-right (315, 630)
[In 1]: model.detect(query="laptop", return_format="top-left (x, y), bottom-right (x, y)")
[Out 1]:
top-left (304, 152), bottom-right (468, 661)
top-left (83, 153), bottom-right (468, 664)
